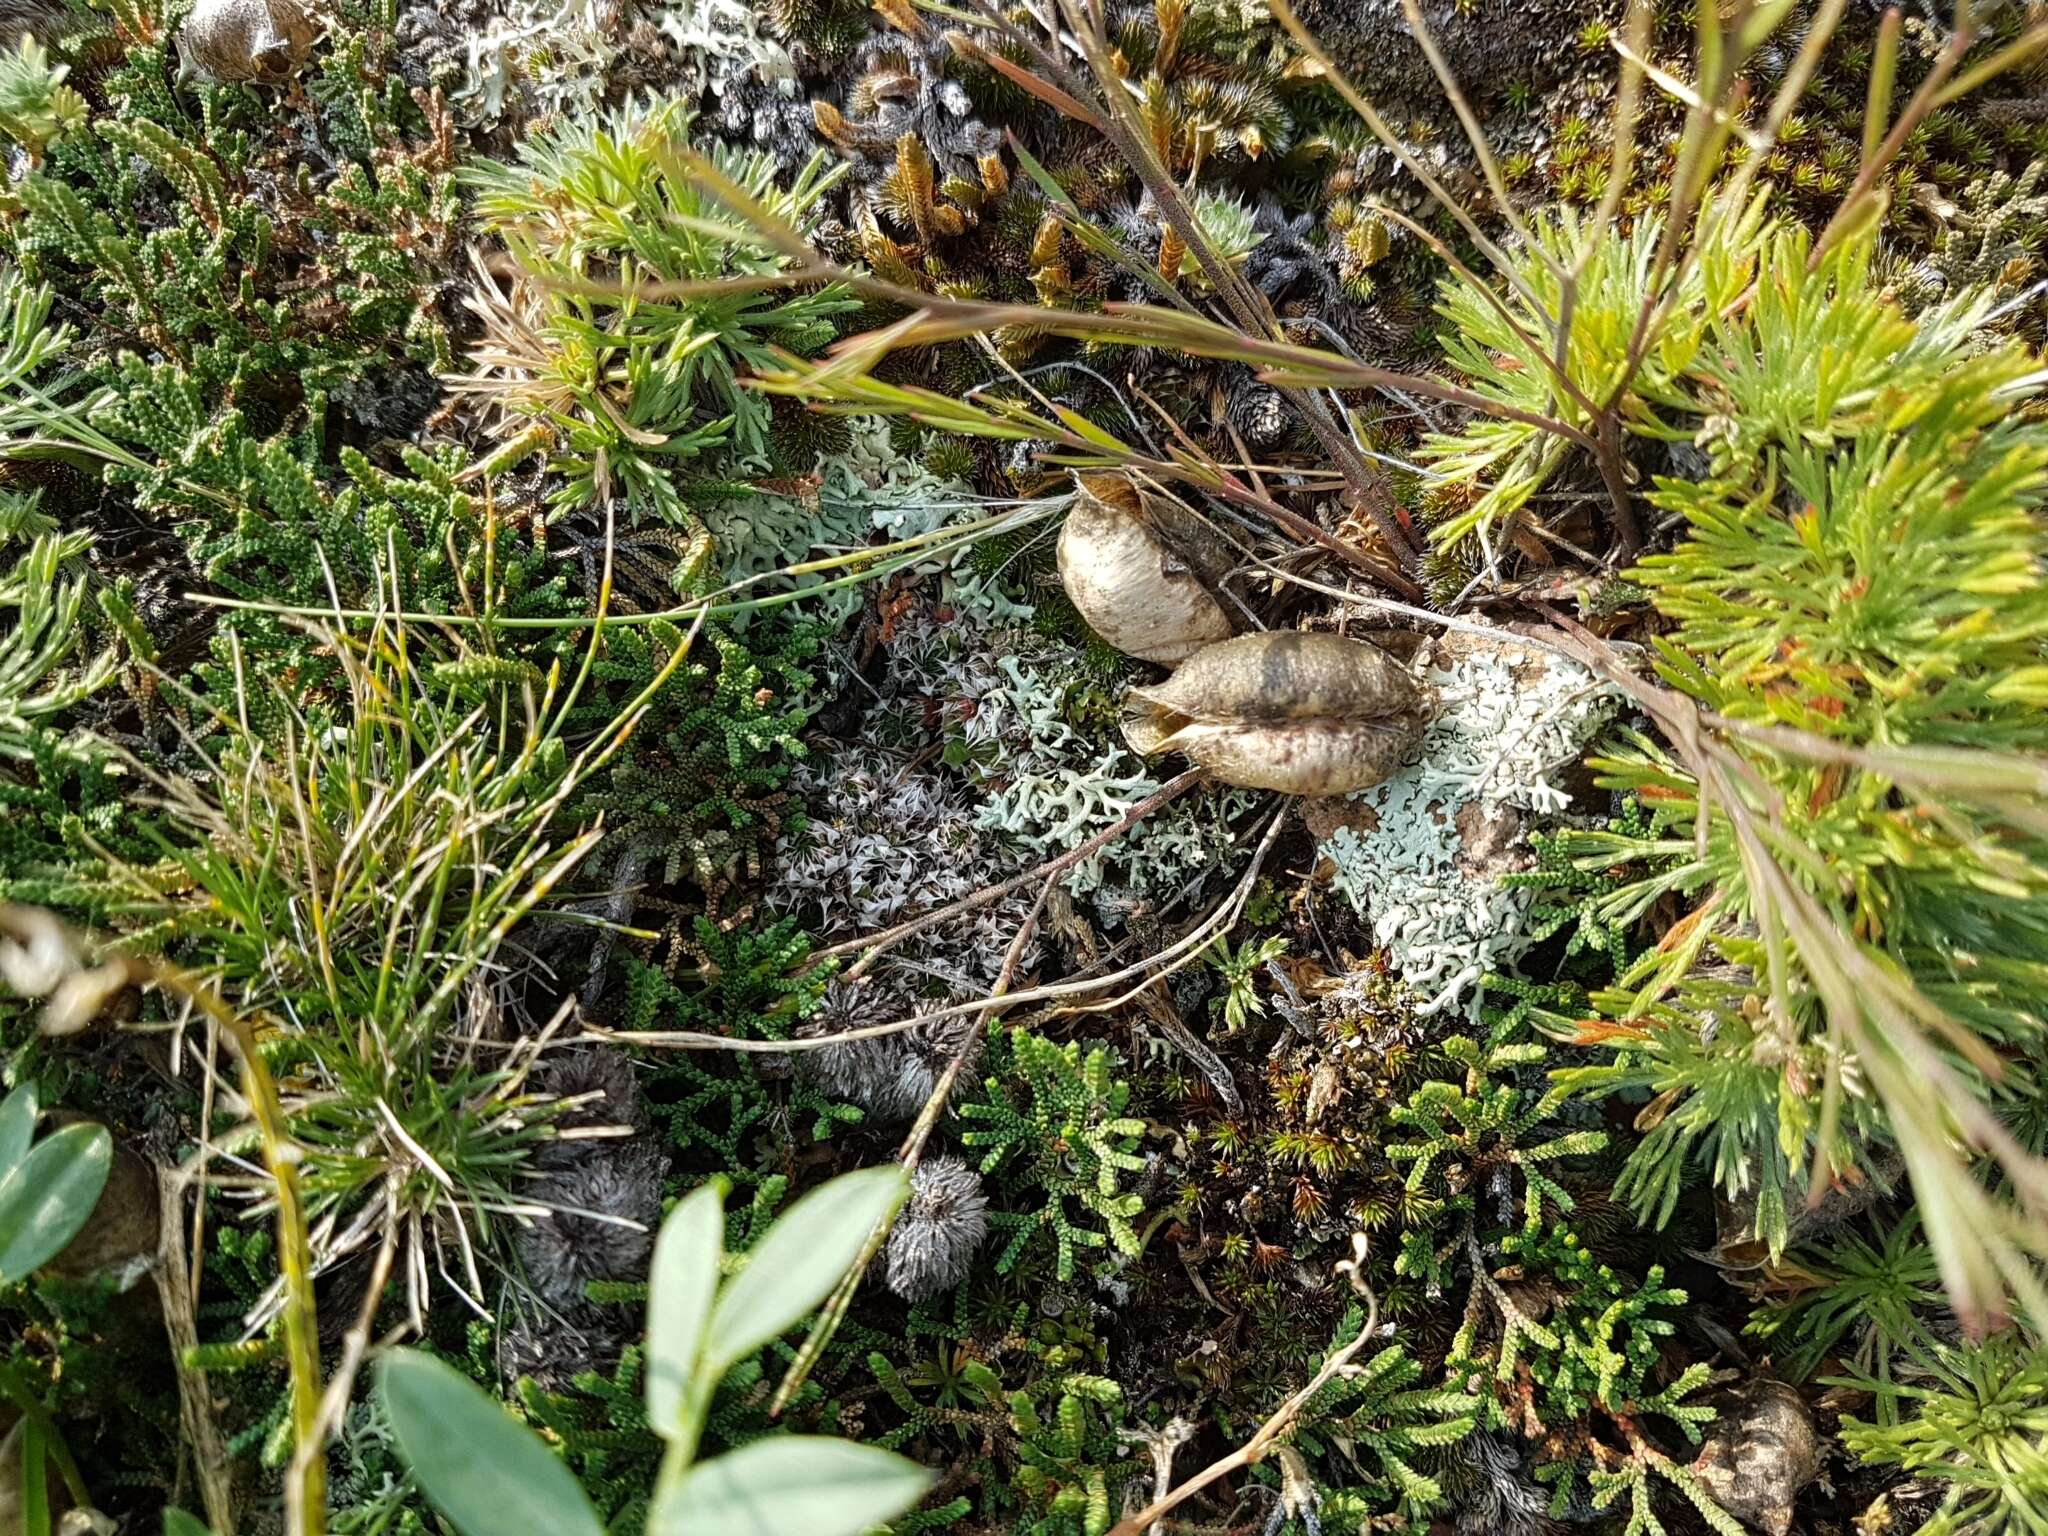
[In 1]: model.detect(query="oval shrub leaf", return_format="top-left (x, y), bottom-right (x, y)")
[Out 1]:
top-left (646, 1181), bottom-right (724, 1441)
top-left (703, 1165), bottom-right (908, 1375)
top-left (0, 1084), bottom-right (34, 1171)
top-left (378, 1349), bottom-right (603, 1536)
top-left (0, 1121), bottom-right (110, 1285)
top-left (649, 1436), bottom-right (932, 1536)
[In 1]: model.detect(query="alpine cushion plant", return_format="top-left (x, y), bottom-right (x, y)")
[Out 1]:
top-left (456, 96), bottom-right (858, 523)
top-left (1538, 218), bottom-right (2048, 1318)
top-left (1836, 1330), bottom-right (2048, 1536)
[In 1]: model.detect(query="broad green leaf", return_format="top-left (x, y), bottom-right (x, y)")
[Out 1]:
top-left (378, 1350), bottom-right (603, 1536)
top-left (0, 1084), bottom-right (34, 1170)
top-left (163, 1512), bottom-right (216, 1536)
top-left (648, 1437), bottom-right (932, 1536)
top-left (703, 1165), bottom-right (907, 1375)
top-left (0, 1121), bottom-right (109, 1285)
top-left (645, 1182), bottom-right (724, 1440)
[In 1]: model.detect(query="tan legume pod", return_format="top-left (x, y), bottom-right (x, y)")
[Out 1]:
top-left (1056, 472), bottom-right (1233, 664)
top-left (1123, 630), bottom-right (1426, 796)
top-left (182, 0), bottom-right (315, 82)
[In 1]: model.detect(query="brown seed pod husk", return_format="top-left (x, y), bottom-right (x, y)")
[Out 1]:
top-left (1056, 472), bottom-right (1234, 664)
top-left (181, 0), bottom-right (315, 82)
top-left (1123, 630), bottom-right (1426, 796)
top-left (1689, 1379), bottom-right (1819, 1536)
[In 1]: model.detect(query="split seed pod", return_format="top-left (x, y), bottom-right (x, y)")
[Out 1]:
top-left (1123, 630), bottom-right (1425, 796)
top-left (1057, 472), bottom-right (1233, 664)
top-left (181, 0), bottom-right (314, 82)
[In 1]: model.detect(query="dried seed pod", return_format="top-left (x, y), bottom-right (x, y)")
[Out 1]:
top-left (1123, 630), bottom-right (1425, 796)
top-left (180, 0), bottom-right (314, 83)
top-left (1056, 472), bottom-right (1233, 664)
top-left (1688, 1379), bottom-right (1819, 1536)
top-left (796, 994), bottom-right (982, 1121)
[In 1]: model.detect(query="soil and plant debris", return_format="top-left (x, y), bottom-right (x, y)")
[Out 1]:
top-left (0, 0), bottom-right (2045, 1532)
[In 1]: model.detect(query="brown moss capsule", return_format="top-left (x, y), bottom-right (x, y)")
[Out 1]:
top-left (180, 0), bottom-right (315, 83)
top-left (1057, 472), bottom-right (1233, 664)
top-left (1123, 630), bottom-right (1426, 796)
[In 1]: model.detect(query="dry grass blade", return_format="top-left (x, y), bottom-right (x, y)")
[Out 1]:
top-left (947, 30), bottom-right (1109, 129)
top-left (1105, 1240), bottom-right (1380, 1536)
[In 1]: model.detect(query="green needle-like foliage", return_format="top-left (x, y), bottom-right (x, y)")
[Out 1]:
top-left (959, 1027), bottom-right (1146, 1283)
top-left (1748, 1211), bottom-right (1946, 1421)
top-left (458, 97), bottom-right (857, 522)
top-left (1450, 213), bottom-right (2048, 1315)
top-left (1422, 192), bottom-right (1769, 547)
top-left (1840, 1331), bottom-right (2048, 1536)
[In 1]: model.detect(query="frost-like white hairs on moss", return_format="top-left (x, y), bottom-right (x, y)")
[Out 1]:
top-left (885, 1156), bottom-right (990, 1301)
top-left (1320, 630), bottom-right (1617, 1018)
top-left (512, 1137), bottom-right (666, 1315)
top-left (776, 749), bottom-right (1034, 943)
top-left (772, 740), bottom-right (1043, 1002)
top-left (1448, 1431), bottom-right (1557, 1536)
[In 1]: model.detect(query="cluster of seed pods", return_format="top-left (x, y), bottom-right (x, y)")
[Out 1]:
top-left (1056, 473), bottom-right (1427, 796)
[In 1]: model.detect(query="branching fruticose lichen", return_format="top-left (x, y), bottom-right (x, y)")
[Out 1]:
top-left (1321, 631), bottom-right (1618, 1016)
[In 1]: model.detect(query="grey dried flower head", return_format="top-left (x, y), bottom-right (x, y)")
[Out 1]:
top-left (533, 1047), bottom-right (648, 1136)
top-left (1247, 202), bottom-right (1342, 316)
top-left (495, 1303), bottom-right (628, 1391)
top-left (797, 987), bottom-right (983, 1121)
top-left (0, 0), bottom-right (73, 51)
top-left (885, 1156), bottom-right (989, 1302)
top-left (513, 1138), bottom-right (665, 1314)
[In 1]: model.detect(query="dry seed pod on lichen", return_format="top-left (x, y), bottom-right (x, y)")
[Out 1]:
top-left (1123, 630), bottom-right (1426, 796)
top-left (1056, 472), bottom-right (1234, 664)
top-left (180, 0), bottom-right (315, 82)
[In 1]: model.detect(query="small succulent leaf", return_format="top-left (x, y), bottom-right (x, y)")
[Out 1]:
top-left (647, 1436), bottom-right (933, 1536)
top-left (0, 1120), bottom-right (109, 1285)
top-left (163, 1513), bottom-right (217, 1536)
top-left (0, 1083), bottom-right (35, 1170)
top-left (378, 1350), bottom-right (603, 1536)
top-left (703, 1165), bottom-right (908, 1374)
top-left (646, 1181), bottom-right (725, 1440)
